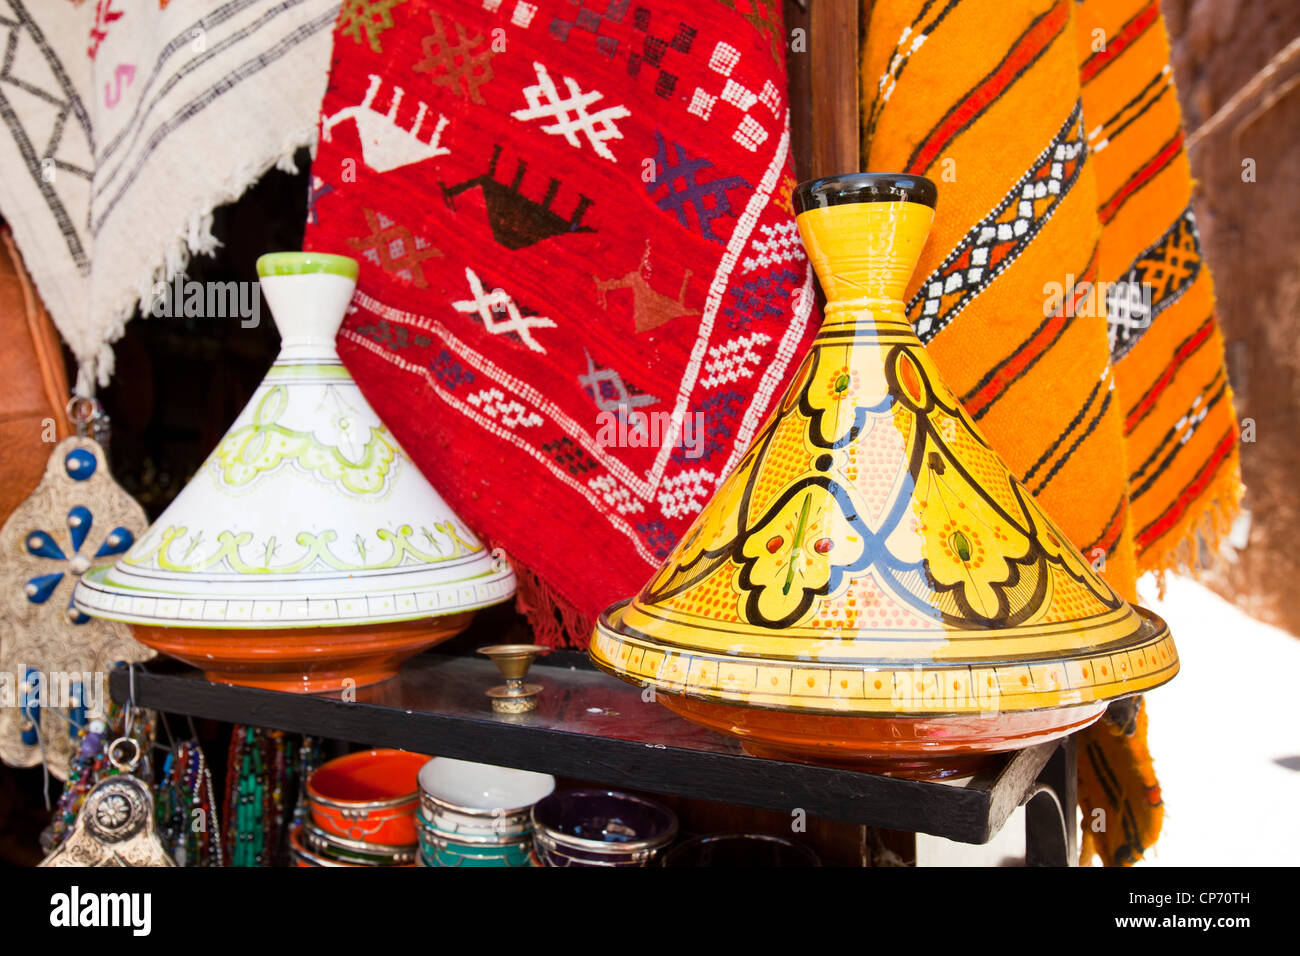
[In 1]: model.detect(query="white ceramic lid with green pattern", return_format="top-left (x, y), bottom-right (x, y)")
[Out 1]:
top-left (73, 253), bottom-right (515, 629)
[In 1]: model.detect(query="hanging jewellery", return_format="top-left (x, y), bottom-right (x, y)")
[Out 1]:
top-left (42, 692), bottom-right (155, 851)
top-left (223, 726), bottom-right (294, 866)
top-left (39, 735), bottom-right (176, 867)
top-left (0, 395), bottom-right (152, 778)
top-left (288, 736), bottom-right (324, 835)
top-left (155, 714), bottom-right (223, 867)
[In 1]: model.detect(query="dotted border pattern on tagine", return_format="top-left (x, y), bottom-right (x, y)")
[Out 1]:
top-left (590, 625), bottom-right (1179, 715)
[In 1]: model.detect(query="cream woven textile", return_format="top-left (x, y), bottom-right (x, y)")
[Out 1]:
top-left (0, 0), bottom-right (339, 392)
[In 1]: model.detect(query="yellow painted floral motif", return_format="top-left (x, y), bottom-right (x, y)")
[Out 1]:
top-left (911, 440), bottom-right (1032, 622)
top-left (122, 521), bottom-right (476, 574)
top-left (801, 344), bottom-right (861, 447)
top-left (737, 482), bottom-right (863, 627)
top-left (211, 386), bottom-right (397, 496)
top-left (1026, 495), bottom-right (1115, 601)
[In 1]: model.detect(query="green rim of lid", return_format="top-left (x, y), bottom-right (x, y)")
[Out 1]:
top-left (256, 252), bottom-right (359, 280)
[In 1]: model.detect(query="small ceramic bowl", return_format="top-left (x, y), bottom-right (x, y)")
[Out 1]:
top-left (416, 809), bottom-right (528, 846)
top-left (423, 832), bottom-right (535, 868)
top-left (660, 833), bottom-right (822, 867)
top-left (290, 824), bottom-right (359, 867)
top-left (307, 748), bottom-right (429, 845)
top-left (415, 811), bottom-right (534, 867)
top-left (417, 757), bottom-right (554, 838)
top-left (290, 824), bottom-right (417, 868)
top-left (299, 820), bottom-right (417, 866)
top-left (531, 789), bottom-right (678, 867)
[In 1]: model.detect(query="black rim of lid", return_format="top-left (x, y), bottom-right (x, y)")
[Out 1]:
top-left (793, 173), bottom-right (938, 214)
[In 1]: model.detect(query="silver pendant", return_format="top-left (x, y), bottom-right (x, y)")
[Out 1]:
top-left (40, 737), bottom-right (176, 867)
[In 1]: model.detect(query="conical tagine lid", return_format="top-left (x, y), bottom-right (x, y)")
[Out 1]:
top-left (75, 253), bottom-right (514, 629)
top-left (591, 175), bottom-right (1177, 716)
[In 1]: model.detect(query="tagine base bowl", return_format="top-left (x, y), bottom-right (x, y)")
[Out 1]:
top-left (133, 613), bottom-right (473, 694)
top-left (657, 694), bottom-right (1107, 780)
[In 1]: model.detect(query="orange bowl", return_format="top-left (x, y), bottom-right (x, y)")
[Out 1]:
top-left (658, 695), bottom-right (1107, 778)
top-left (133, 613), bottom-right (472, 694)
top-left (288, 824), bottom-right (417, 867)
top-left (307, 748), bottom-right (429, 845)
top-left (289, 826), bottom-right (335, 867)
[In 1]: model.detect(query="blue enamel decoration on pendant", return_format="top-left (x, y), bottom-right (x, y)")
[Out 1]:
top-left (21, 505), bottom-right (132, 613)
top-left (25, 530), bottom-right (65, 560)
top-left (67, 682), bottom-right (87, 737)
top-left (65, 596), bottom-right (90, 625)
top-left (64, 448), bottom-right (97, 480)
top-left (94, 526), bottom-right (133, 558)
top-left (24, 572), bottom-right (64, 604)
top-left (66, 506), bottom-right (92, 552)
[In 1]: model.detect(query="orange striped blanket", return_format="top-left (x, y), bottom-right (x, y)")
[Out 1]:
top-left (860, 0), bottom-right (1243, 864)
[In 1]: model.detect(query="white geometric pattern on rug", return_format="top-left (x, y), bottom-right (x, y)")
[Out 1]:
top-left (322, 73), bottom-right (450, 173)
top-left (657, 468), bottom-right (716, 519)
top-left (742, 221), bottom-right (805, 272)
top-left (588, 474), bottom-right (645, 515)
top-left (511, 60), bottom-right (629, 162)
top-left (686, 40), bottom-right (782, 153)
top-left (338, 123), bottom-right (812, 563)
top-left (465, 387), bottom-right (544, 429)
top-left (700, 332), bottom-right (772, 389)
top-left (452, 266), bottom-right (557, 353)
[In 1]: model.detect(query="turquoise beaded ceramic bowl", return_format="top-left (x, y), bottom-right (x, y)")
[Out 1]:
top-left (426, 835), bottom-right (534, 868)
top-left (415, 810), bottom-right (534, 867)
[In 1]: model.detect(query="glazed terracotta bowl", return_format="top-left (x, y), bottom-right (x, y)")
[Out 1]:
top-left (531, 789), bottom-right (678, 867)
top-left (133, 614), bottom-right (472, 695)
top-left (417, 757), bottom-right (554, 838)
top-left (306, 748), bottom-right (429, 845)
top-left (660, 833), bottom-right (821, 867)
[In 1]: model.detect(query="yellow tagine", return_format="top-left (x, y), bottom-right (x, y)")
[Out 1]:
top-left (590, 173), bottom-right (1177, 774)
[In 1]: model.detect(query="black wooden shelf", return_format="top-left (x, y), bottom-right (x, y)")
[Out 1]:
top-left (109, 652), bottom-right (1071, 849)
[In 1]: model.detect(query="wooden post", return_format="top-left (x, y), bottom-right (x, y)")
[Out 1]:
top-left (810, 0), bottom-right (861, 177)
top-left (784, 0), bottom-right (813, 180)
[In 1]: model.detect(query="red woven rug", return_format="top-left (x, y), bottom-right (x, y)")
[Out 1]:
top-left (305, 0), bottom-right (816, 644)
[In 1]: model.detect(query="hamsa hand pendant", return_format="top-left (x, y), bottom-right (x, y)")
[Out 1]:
top-left (0, 437), bottom-right (153, 777)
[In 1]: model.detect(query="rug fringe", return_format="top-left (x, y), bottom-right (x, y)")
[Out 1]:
top-left (512, 564), bottom-right (595, 649)
top-left (1139, 444), bottom-right (1245, 597)
top-left (78, 124), bottom-right (322, 394)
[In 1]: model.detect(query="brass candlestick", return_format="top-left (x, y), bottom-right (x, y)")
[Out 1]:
top-left (478, 644), bottom-right (550, 713)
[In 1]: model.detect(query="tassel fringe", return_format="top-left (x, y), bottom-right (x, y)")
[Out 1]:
top-left (512, 564), bottom-right (596, 649)
top-left (78, 124), bottom-right (322, 394)
top-left (1139, 444), bottom-right (1246, 597)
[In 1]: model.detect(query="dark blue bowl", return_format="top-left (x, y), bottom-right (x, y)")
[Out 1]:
top-left (531, 789), bottom-right (678, 867)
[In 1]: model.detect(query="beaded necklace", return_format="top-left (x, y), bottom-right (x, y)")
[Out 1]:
top-left (44, 700), bottom-right (154, 852)
top-left (223, 725), bottom-right (301, 866)
top-left (156, 739), bottom-right (223, 866)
